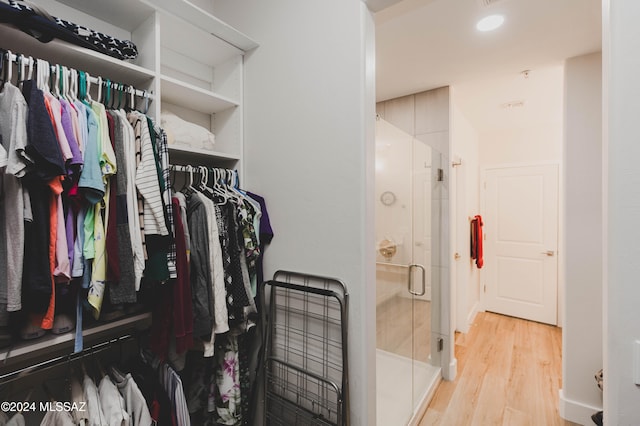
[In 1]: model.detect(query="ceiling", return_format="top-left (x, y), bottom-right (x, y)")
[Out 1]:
top-left (374, 0), bottom-right (602, 102)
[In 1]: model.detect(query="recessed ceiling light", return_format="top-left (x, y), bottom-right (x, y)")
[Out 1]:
top-left (476, 15), bottom-right (504, 32)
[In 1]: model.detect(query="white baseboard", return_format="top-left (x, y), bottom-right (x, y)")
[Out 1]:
top-left (444, 357), bottom-right (457, 381)
top-left (456, 302), bottom-right (480, 334)
top-left (467, 301), bottom-right (479, 327)
top-left (559, 389), bottom-right (602, 425)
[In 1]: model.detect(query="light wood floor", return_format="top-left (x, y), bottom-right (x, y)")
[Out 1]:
top-left (419, 312), bottom-right (580, 426)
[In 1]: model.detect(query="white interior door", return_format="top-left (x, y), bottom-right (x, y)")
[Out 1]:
top-left (483, 164), bottom-right (559, 325)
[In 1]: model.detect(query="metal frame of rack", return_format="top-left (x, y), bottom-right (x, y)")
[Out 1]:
top-left (261, 270), bottom-right (349, 426)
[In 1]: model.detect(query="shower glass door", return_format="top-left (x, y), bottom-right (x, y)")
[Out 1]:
top-left (375, 118), bottom-right (442, 425)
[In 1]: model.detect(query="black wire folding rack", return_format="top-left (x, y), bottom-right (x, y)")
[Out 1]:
top-left (261, 270), bottom-right (349, 426)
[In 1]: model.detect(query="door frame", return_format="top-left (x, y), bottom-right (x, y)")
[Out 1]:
top-left (479, 161), bottom-right (563, 325)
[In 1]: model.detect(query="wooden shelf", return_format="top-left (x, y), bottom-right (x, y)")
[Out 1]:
top-left (169, 144), bottom-right (240, 163)
top-left (161, 75), bottom-right (238, 114)
top-left (0, 312), bottom-right (152, 370)
top-left (0, 24), bottom-right (156, 87)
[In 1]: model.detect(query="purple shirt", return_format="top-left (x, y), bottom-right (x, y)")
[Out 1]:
top-left (60, 99), bottom-right (83, 173)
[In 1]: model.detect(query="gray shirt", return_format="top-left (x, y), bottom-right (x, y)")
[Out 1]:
top-left (0, 83), bottom-right (30, 313)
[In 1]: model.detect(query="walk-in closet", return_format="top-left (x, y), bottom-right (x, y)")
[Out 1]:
top-left (0, 0), bottom-right (274, 424)
top-left (0, 1), bottom-right (383, 425)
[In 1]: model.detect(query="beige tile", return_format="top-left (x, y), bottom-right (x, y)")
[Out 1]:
top-left (415, 86), bottom-right (449, 134)
top-left (382, 94), bottom-right (415, 136)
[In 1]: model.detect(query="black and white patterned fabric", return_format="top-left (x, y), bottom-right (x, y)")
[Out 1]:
top-left (55, 18), bottom-right (138, 60)
top-left (4, 0), bottom-right (138, 60)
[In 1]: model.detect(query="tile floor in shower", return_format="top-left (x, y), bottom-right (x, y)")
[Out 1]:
top-left (376, 295), bottom-right (439, 425)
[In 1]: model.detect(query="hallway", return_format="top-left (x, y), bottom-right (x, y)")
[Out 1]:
top-left (420, 312), bottom-right (585, 426)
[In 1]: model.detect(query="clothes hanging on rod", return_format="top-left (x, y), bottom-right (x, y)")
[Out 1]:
top-left (147, 165), bottom-right (273, 426)
top-left (0, 48), bottom-right (162, 352)
top-left (0, 44), bottom-right (274, 425)
top-left (0, 335), bottom-right (161, 425)
top-left (138, 349), bottom-right (191, 426)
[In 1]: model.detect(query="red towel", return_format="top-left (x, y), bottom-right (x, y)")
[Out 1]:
top-left (470, 215), bottom-right (484, 269)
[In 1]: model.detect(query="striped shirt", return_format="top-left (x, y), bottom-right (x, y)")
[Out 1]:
top-left (128, 112), bottom-right (168, 238)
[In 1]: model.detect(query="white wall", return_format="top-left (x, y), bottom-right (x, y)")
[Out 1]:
top-left (450, 93), bottom-right (480, 333)
top-left (560, 52), bottom-right (603, 424)
top-left (603, 1), bottom-right (640, 424)
top-left (452, 65), bottom-right (564, 325)
top-left (212, 1), bottom-right (377, 425)
top-left (453, 65), bottom-right (564, 167)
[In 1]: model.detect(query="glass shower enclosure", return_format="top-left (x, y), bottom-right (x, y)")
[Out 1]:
top-left (375, 117), bottom-right (444, 425)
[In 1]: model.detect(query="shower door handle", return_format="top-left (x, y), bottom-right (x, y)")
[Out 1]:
top-left (407, 264), bottom-right (426, 296)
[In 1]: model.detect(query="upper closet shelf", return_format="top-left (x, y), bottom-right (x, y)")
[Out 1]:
top-left (168, 144), bottom-right (240, 162)
top-left (150, 0), bottom-right (258, 52)
top-left (161, 75), bottom-right (238, 114)
top-left (55, 0), bottom-right (155, 32)
top-left (0, 25), bottom-right (155, 86)
top-left (56, 0), bottom-right (258, 53)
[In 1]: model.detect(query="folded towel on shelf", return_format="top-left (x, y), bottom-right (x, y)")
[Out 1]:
top-left (161, 110), bottom-right (216, 151)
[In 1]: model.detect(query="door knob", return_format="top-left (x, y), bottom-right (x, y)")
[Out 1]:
top-left (541, 250), bottom-right (555, 256)
top-left (454, 253), bottom-right (461, 260)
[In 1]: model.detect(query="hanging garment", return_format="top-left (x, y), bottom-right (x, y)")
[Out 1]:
top-left (113, 110), bottom-right (144, 290)
top-left (168, 366), bottom-right (191, 426)
top-left (129, 113), bottom-right (147, 261)
top-left (21, 79), bottom-right (67, 326)
top-left (173, 192), bottom-right (190, 264)
top-left (4, 413), bottom-right (25, 426)
top-left (110, 367), bottom-right (153, 426)
top-left (172, 197), bottom-right (194, 354)
top-left (152, 122), bottom-right (176, 280)
top-left (105, 111), bottom-right (120, 284)
top-left (186, 192), bottom-right (214, 339)
top-left (59, 99), bottom-right (83, 173)
top-left (83, 373), bottom-right (107, 426)
top-left (39, 409), bottom-right (75, 426)
top-left (213, 334), bottom-right (241, 425)
top-left (85, 101), bottom-right (117, 319)
top-left (70, 376), bottom-right (90, 425)
top-left (470, 215), bottom-right (484, 269)
top-left (222, 203), bottom-right (252, 324)
top-left (108, 112), bottom-right (137, 303)
top-left (77, 102), bottom-right (104, 203)
top-left (21, 80), bottom-right (64, 313)
top-left (0, 142), bottom-right (7, 167)
top-left (200, 193), bottom-right (228, 356)
top-left (241, 196), bottom-right (261, 298)
top-left (127, 111), bottom-right (168, 237)
top-left (0, 82), bottom-right (29, 312)
top-left (143, 118), bottom-right (170, 282)
top-left (246, 191), bottom-right (273, 297)
top-left (98, 375), bottom-right (130, 426)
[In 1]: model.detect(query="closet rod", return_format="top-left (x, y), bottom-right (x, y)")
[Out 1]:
top-left (0, 334), bottom-right (135, 383)
top-left (169, 164), bottom-right (236, 173)
top-left (1, 49), bottom-right (153, 100)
